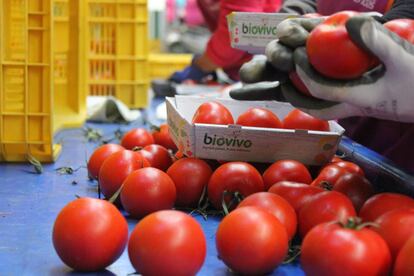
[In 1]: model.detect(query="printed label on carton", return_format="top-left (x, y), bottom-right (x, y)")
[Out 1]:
top-left (227, 12), bottom-right (297, 54)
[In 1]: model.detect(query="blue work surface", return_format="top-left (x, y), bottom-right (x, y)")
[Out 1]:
top-left (0, 102), bottom-right (305, 276)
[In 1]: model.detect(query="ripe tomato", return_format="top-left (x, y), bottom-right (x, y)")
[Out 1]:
top-left (307, 11), bottom-right (378, 79)
top-left (289, 70), bottom-right (312, 97)
top-left (374, 209), bottom-right (414, 259)
top-left (152, 123), bottom-right (178, 151)
top-left (216, 206), bottom-right (288, 275)
top-left (236, 107), bottom-right (282, 129)
top-left (192, 101), bottom-right (234, 125)
top-left (263, 159), bottom-right (312, 190)
top-left (207, 162), bottom-right (264, 210)
top-left (52, 198), bottom-right (128, 271)
top-left (394, 236), bottom-right (414, 276)
top-left (298, 191), bottom-right (356, 238)
top-left (98, 150), bottom-right (150, 198)
top-left (268, 181), bottom-right (323, 214)
top-left (334, 160), bottom-right (365, 176)
top-left (283, 109), bottom-right (330, 131)
top-left (311, 164), bottom-right (349, 189)
top-left (237, 192), bottom-right (297, 240)
top-left (166, 158), bottom-right (212, 207)
top-left (301, 220), bottom-right (391, 276)
top-left (128, 210), bottom-right (206, 276)
top-left (121, 128), bottom-right (154, 150)
top-left (87, 144), bottom-right (124, 179)
top-left (359, 193), bottom-right (414, 222)
top-left (139, 144), bottom-right (173, 171)
top-left (384, 19), bottom-right (414, 44)
top-left (120, 167), bottom-right (176, 218)
top-left (333, 173), bottom-right (375, 212)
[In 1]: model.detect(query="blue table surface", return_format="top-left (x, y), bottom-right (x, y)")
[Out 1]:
top-left (0, 98), bottom-right (305, 276)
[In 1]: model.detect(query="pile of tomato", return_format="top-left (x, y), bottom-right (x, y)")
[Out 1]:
top-left (50, 98), bottom-right (414, 275)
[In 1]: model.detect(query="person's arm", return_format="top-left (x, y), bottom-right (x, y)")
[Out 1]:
top-left (278, 0), bottom-right (317, 14)
top-left (379, 0), bottom-right (414, 22)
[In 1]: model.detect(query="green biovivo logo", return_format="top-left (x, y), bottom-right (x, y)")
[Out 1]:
top-left (203, 133), bottom-right (252, 148)
top-left (242, 23), bottom-right (277, 36)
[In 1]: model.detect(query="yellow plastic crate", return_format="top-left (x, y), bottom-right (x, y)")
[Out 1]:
top-left (0, 0), bottom-right (86, 162)
top-left (148, 53), bottom-right (192, 79)
top-left (85, 0), bottom-right (149, 108)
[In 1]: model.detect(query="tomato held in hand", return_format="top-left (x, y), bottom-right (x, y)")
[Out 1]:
top-left (384, 19), bottom-right (414, 44)
top-left (359, 192), bottom-right (414, 222)
top-left (283, 109), bottom-right (330, 131)
top-left (263, 159), bottom-right (312, 190)
top-left (374, 208), bottom-right (414, 259)
top-left (152, 123), bottom-right (177, 151)
top-left (207, 162), bottom-right (264, 210)
top-left (236, 107), bottom-right (282, 129)
top-left (394, 236), bottom-right (414, 276)
top-left (52, 198), bottom-right (128, 271)
top-left (192, 101), bottom-right (234, 125)
top-left (167, 158), bottom-right (212, 207)
top-left (120, 167), bottom-right (176, 218)
top-left (298, 191), bottom-right (356, 238)
top-left (301, 219), bottom-right (391, 276)
top-left (87, 144), bottom-right (124, 179)
top-left (216, 206), bottom-right (288, 275)
top-left (128, 210), bottom-right (206, 276)
top-left (139, 144), bottom-right (173, 171)
top-left (98, 150), bottom-right (150, 199)
top-left (268, 181), bottom-right (323, 214)
top-left (237, 192), bottom-right (297, 240)
top-left (121, 128), bottom-right (154, 150)
top-left (307, 11), bottom-right (378, 79)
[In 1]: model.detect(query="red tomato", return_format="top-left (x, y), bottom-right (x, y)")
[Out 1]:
top-left (52, 198), bottom-right (128, 271)
top-left (268, 181), bottom-right (323, 214)
top-left (120, 167), bottom-right (176, 218)
top-left (98, 150), bottom-right (150, 198)
top-left (283, 109), bottom-right (330, 131)
top-left (166, 158), bottom-right (212, 207)
top-left (87, 144), bottom-right (124, 179)
top-left (394, 236), bottom-right (414, 276)
top-left (384, 19), bottom-right (414, 44)
top-left (311, 164), bottom-right (349, 189)
top-left (216, 206), bottom-right (288, 275)
top-left (263, 160), bottom-right (312, 190)
top-left (207, 162), bottom-right (264, 210)
top-left (128, 210), bottom-right (206, 276)
top-left (301, 220), bottom-right (391, 276)
top-left (333, 173), bottom-right (375, 212)
top-left (307, 11), bottom-right (378, 79)
top-left (236, 107), bottom-right (282, 129)
top-left (152, 123), bottom-right (178, 151)
top-left (139, 144), bottom-right (173, 171)
top-left (359, 193), bottom-right (414, 222)
top-left (237, 192), bottom-right (297, 240)
top-left (192, 101), bottom-right (234, 125)
top-left (374, 208), bottom-right (414, 259)
top-left (121, 128), bottom-right (154, 150)
top-left (334, 160), bottom-right (365, 176)
top-left (298, 191), bottom-right (356, 238)
top-left (289, 70), bottom-right (312, 97)
top-left (330, 156), bottom-right (343, 163)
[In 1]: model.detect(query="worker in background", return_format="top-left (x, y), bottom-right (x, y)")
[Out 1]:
top-left (230, 0), bottom-right (414, 173)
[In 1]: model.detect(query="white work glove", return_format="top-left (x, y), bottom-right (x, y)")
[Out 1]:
top-left (290, 16), bottom-right (414, 122)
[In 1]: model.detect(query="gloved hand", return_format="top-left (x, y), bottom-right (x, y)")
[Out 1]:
top-left (230, 16), bottom-right (324, 101)
top-left (169, 56), bottom-right (213, 84)
top-left (290, 16), bottom-right (414, 123)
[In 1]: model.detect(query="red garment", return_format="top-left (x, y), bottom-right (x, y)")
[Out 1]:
top-left (198, 0), bottom-right (282, 80)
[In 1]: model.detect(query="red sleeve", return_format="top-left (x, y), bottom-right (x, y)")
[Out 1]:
top-left (206, 0), bottom-right (276, 69)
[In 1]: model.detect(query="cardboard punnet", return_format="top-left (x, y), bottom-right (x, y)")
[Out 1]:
top-left (166, 96), bottom-right (345, 165)
top-left (227, 12), bottom-right (298, 54)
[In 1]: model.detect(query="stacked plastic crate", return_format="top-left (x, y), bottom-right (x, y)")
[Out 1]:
top-left (85, 0), bottom-right (149, 108)
top-left (0, 0), bottom-right (85, 162)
